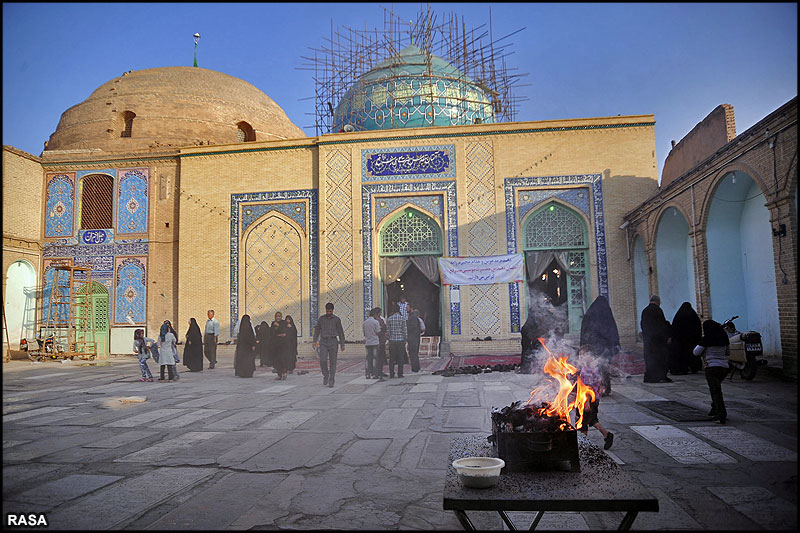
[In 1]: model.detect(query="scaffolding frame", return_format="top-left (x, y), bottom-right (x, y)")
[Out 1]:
top-left (300, 4), bottom-right (529, 135)
top-left (32, 265), bottom-right (98, 361)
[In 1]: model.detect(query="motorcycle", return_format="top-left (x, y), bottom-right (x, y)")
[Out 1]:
top-left (722, 315), bottom-right (767, 380)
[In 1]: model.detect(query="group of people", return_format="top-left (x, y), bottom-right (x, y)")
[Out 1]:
top-left (134, 310), bottom-right (222, 381)
top-left (641, 295), bottom-right (730, 423)
top-left (233, 312), bottom-right (299, 379)
top-left (363, 296), bottom-right (427, 382)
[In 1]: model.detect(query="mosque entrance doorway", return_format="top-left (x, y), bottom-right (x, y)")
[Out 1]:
top-left (384, 263), bottom-right (441, 337)
top-left (523, 202), bottom-right (589, 334)
top-left (378, 207), bottom-right (442, 337)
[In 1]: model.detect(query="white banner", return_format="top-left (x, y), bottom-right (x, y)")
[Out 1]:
top-left (438, 254), bottom-right (525, 286)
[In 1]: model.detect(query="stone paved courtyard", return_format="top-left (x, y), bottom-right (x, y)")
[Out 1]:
top-left (3, 346), bottom-right (797, 530)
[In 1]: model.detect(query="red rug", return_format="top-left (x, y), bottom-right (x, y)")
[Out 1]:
top-left (440, 351), bottom-right (645, 375)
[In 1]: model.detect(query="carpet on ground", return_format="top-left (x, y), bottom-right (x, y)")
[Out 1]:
top-left (638, 400), bottom-right (712, 422)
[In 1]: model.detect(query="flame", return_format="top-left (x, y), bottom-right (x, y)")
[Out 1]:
top-left (526, 337), bottom-right (596, 430)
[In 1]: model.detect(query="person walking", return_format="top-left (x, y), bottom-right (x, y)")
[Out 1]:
top-left (640, 295), bottom-right (672, 383)
top-left (386, 303), bottom-right (407, 378)
top-left (693, 319), bottom-right (730, 424)
top-left (158, 321), bottom-right (179, 382)
top-left (271, 312), bottom-right (290, 380)
top-left (363, 307), bottom-right (382, 379)
top-left (234, 314), bottom-right (257, 378)
top-left (313, 303), bottom-right (346, 387)
top-left (579, 295), bottom-right (621, 396)
top-left (133, 329), bottom-right (154, 382)
top-left (406, 304), bottom-right (423, 373)
top-left (575, 355), bottom-right (614, 450)
top-left (183, 318), bottom-right (204, 372)
top-left (256, 320), bottom-right (271, 368)
top-left (398, 295), bottom-right (409, 319)
top-left (670, 302), bottom-right (703, 375)
top-left (284, 315), bottom-right (298, 374)
top-left (204, 310), bottom-right (219, 369)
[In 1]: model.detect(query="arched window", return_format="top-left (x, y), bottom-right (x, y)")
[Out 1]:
top-left (237, 121), bottom-right (255, 142)
top-left (80, 174), bottom-right (114, 230)
top-left (121, 111), bottom-right (135, 138)
top-left (380, 207), bottom-right (441, 256)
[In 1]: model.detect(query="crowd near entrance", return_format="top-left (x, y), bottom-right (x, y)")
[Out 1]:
top-left (379, 207), bottom-right (442, 336)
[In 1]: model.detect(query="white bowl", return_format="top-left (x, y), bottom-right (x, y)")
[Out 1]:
top-left (452, 457), bottom-right (505, 488)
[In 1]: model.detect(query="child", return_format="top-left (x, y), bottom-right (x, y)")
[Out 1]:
top-left (158, 321), bottom-right (179, 381)
top-left (133, 329), bottom-right (154, 382)
top-left (576, 358), bottom-right (614, 450)
top-left (693, 319), bottom-right (730, 424)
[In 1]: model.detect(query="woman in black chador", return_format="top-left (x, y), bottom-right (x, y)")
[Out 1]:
top-left (670, 302), bottom-right (703, 374)
top-left (641, 295), bottom-right (672, 383)
top-left (579, 295), bottom-right (620, 396)
top-left (519, 313), bottom-right (544, 374)
top-left (284, 315), bottom-right (299, 374)
top-left (270, 312), bottom-right (289, 380)
top-left (234, 314), bottom-right (257, 378)
top-left (256, 321), bottom-right (271, 367)
top-left (183, 318), bottom-right (204, 372)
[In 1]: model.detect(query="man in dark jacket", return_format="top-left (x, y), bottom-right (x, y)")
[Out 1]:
top-left (641, 295), bottom-right (672, 383)
top-left (406, 304), bottom-right (422, 373)
top-left (313, 302), bottom-right (346, 387)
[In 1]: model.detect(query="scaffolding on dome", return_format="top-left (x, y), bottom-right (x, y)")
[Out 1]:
top-left (300, 4), bottom-right (529, 135)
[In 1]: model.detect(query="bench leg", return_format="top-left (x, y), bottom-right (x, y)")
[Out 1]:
top-left (618, 511), bottom-right (639, 530)
top-left (498, 510), bottom-right (517, 530)
top-left (453, 510), bottom-right (476, 530)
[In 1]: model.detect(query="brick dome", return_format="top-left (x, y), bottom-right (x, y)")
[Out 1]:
top-left (44, 67), bottom-right (305, 153)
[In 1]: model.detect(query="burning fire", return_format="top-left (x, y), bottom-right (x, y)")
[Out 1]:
top-left (526, 337), bottom-right (596, 430)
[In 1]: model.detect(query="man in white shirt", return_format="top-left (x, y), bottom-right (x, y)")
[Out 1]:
top-left (204, 309), bottom-right (220, 369)
top-left (363, 307), bottom-right (382, 380)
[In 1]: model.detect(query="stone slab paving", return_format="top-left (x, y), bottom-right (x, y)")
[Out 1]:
top-left (2, 354), bottom-right (797, 530)
top-left (688, 425), bottom-right (797, 461)
top-left (707, 486), bottom-right (797, 530)
top-left (630, 425), bottom-right (737, 464)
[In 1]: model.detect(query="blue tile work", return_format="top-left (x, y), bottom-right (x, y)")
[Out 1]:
top-left (374, 195), bottom-right (444, 228)
top-left (241, 202), bottom-right (306, 232)
top-left (518, 187), bottom-right (591, 220)
top-left (230, 190), bottom-right (318, 337)
top-left (42, 242), bottom-right (148, 324)
top-left (45, 174), bottom-right (75, 238)
top-left (116, 169), bottom-right (148, 235)
top-left (503, 175), bottom-right (608, 332)
top-left (361, 145), bottom-right (455, 182)
top-left (79, 229), bottom-right (114, 245)
top-left (361, 180), bottom-right (460, 333)
top-left (114, 257), bottom-right (147, 324)
top-left (76, 169), bottom-right (115, 180)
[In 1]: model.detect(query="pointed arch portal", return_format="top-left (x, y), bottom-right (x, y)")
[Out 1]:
top-left (379, 207), bottom-right (442, 336)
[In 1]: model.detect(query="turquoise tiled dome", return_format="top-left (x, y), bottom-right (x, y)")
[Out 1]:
top-left (333, 45), bottom-right (495, 132)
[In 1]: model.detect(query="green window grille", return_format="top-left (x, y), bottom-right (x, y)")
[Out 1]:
top-left (380, 208), bottom-right (441, 256)
top-left (525, 203), bottom-right (586, 249)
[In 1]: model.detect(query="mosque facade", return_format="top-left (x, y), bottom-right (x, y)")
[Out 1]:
top-left (3, 47), bottom-right (796, 373)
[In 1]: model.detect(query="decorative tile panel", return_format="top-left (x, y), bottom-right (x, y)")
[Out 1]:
top-left (324, 148), bottom-right (356, 338)
top-left (45, 173), bottom-right (75, 238)
top-left (362, 180), bottom-right (459, 333)
top-left (469, 285), bottom-right (502, 337)
top-left (361, 145), bottom-right (455, 181)
top-left (504, 175), bottom-right (608, 332)
top-left (79, 229), bottom-right (114, 245)
top-left (114, 256), bottom-right (147, 325)
top-left (243, 214), bottom-right (303, 334)
top-left (230, 190), bottom-right (318, 337)
top-left (465, 141), bottom-right (498, 257)
top-left (464, 140), bottom-right (501, 338)
top-left (375, 195), bottom-right (443, 227)
top-left (116, 168), bottom-right (148, 235)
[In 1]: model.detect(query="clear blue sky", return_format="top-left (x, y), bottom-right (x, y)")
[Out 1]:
top-left (3, 2), bottom-right (797, 179)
